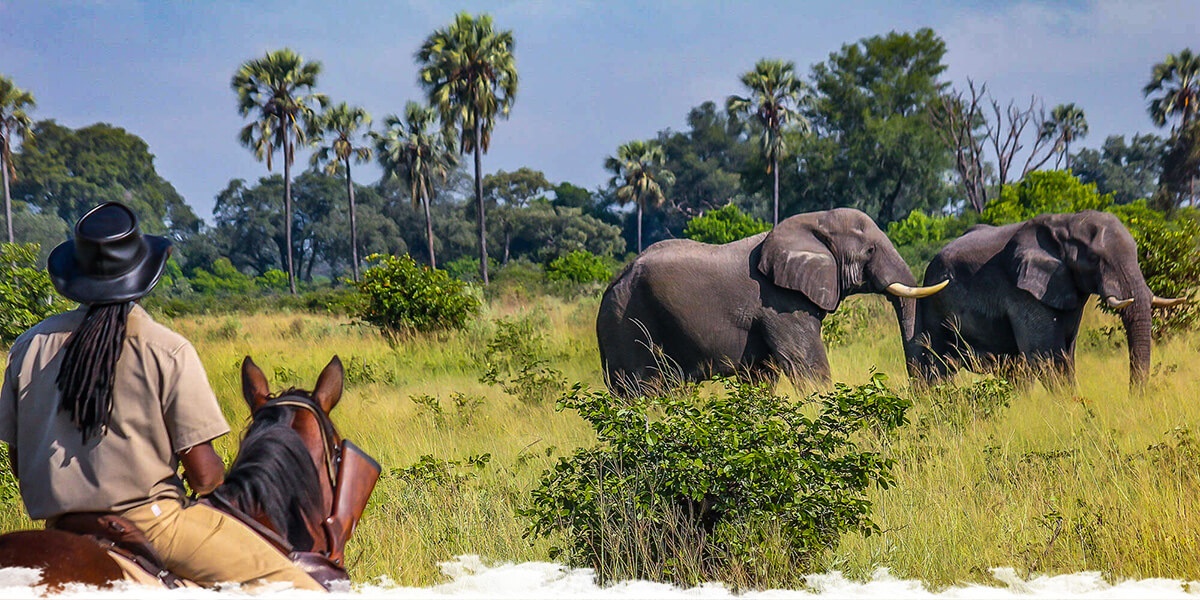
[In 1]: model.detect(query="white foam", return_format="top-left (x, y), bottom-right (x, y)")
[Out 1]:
top-left (1, 558), bottom-right (1194, 599)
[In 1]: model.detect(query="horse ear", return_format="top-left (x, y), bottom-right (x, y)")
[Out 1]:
top-left (241, 356), bottom-right (271, 411)
top-left (312, 355), bottom-right (344, 414)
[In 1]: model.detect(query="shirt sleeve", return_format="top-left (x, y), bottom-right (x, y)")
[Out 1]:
top-left (0, 350), bottom-right (18, 446)
top-left (161, 341), bottom-right (230, 453)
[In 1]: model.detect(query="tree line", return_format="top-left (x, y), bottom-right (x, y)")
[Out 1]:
top-left (1, 22), bottom-right (1198, 293)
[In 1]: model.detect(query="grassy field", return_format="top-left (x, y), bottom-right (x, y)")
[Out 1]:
top-left (3, 292), bottom-right (1200, 588)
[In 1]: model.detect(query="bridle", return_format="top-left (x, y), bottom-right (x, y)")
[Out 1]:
top-left (256, 394), bottom-right (341, 496)
top-left (209, 393), bottom-right (343, 558)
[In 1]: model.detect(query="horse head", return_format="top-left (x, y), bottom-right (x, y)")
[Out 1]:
top-left (223, 356), bottom-right (347, 555)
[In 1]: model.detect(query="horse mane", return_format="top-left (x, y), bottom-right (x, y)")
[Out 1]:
top-left (214, 390), bottom-right (325, 550)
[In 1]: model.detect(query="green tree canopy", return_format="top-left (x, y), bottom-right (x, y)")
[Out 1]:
top-left (1071, 134), bottom-right (1165, 204)
top-left (798, 28), bottom-right (954, 224)
top-left (11, 120), bottom-right (201, 256)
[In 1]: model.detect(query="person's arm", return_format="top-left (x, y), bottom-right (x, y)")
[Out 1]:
top-left (178, 441), bottom-right (223, 496)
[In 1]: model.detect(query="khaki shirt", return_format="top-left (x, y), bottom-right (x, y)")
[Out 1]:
top-left (0, 305), bottom-right (230, 520)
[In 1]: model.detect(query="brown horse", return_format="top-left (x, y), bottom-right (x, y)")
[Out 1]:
top-left (0, 355), bottom-right (374, 591)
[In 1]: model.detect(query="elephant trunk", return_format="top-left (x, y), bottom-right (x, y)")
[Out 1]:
top-left (869, 250), bottom-right (924, 375)
top-left (1121, 291), bottom-right (1153, 387)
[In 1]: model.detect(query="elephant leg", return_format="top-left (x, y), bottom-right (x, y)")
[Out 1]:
top-left (1010, 310), bottom-right (1077, 388)
top-left (761, 312), bottom-right (830, 388)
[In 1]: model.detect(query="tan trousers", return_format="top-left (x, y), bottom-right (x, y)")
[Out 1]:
top-left (121, 499), bottom-right (324, 591)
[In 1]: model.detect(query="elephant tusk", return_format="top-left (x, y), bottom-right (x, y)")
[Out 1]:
top-left (1105, 296), bottom-right (1134, 310)
top-left (885, 280), bottom-right (948, 298)
top-left (1152, 295), bottom-right (1187, 308)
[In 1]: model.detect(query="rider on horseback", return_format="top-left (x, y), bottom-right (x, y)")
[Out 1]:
top-left (0, 202), bottom-right (324, 590)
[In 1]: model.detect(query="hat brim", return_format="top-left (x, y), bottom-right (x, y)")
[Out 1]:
top-left (48, 235), bottom-right (173, 304)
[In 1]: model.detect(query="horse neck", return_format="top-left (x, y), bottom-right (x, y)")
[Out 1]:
top-left (215, 416), bottom-right (330, 553)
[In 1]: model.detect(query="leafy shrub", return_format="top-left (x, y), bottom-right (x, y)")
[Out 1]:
top-left (887, 211), bottom-right (979, 275)
top-left (480, 317), bottom-right (565, 404)
top-left (982, 170), bottom-right (1114, 225)
top-left (393, 454), bottom-right (492, 491)
top-left (189, 258), bottom-right (257, 295)
top-left (256, 269), bottom-right (289, 292)
top-left (1110, 202), bottom-right (1200, 338)
top-left (683, 204), bottom-right (771, 244)
top-left (545, 250), bottom-right (613, 285)
top-left (0, 243), bottom-right (71, 345)
top-left (486, 259), bottom-right (548, 301)
top-left (524, 374), bottom-right (910, 587)
top-left (354, 253), bottom-right (481, 338)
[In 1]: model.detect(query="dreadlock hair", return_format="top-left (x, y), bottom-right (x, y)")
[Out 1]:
top-left (55, 302), bottom-right (133, 443)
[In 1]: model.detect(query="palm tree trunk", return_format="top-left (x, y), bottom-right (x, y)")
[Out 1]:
top-left (346, 158), bottom-right (359, 282)
top-left (423, 194), bottom-right (436, 269)
top-left (637, 202), bottom-right (644, 253)
top-left (2, 152), bottom-right (12, 244)
top-left (772, 158), bottom-right (780, 226)
top-left (283, 133), bottom-right (297, 295)
top-left (474, 120), bottom-right (488, 284)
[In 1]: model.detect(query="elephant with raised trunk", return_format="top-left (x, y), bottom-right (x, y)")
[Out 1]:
top-left (596, 208), bottom-right (947, 397)
top-left (912, 210), bottom-right (1184, 387)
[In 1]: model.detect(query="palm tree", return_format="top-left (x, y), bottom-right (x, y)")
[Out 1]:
top-left (1146, 49), bottom-right (1200, 207)
top-left (310, 102), bottom-right (372, 281)
top-left (1040, 103), bottom-right (1089, 170)
top-left (726, 59), bottom-right (810, 225)
top-left (0, 76), bottom-right (35, 244)
top-left (605, 140), bottom-right (675, 253)
top-left (374, 101), bottom-right (458, 269)
top-left (1145, 48), bottom-right (1200, 131)
top-left (232, 48), bottom-right (326, 294)
top-left (417, 12), bottom-right (518, 284)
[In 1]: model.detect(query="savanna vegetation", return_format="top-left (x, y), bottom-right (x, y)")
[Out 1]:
top-left (2, 13), bottom-right (1200, 592)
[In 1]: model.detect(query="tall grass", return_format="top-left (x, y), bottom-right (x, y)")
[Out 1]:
top-left (1, 293), bottom-right (1199, 587)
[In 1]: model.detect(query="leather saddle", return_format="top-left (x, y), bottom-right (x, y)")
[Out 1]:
top-left (50, 511), bottom-right (345, 590)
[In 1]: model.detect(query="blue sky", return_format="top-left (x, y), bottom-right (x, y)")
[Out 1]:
top-left (1, 1), bottom-right (1196, 222)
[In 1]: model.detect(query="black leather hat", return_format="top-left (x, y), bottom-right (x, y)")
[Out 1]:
top-left (47, 202), bottom-right (173, 304)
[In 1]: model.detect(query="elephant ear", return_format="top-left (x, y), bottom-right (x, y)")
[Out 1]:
top-left (757, 221), bottom-right (840, 311)
top-left (1009, 231), bottom-right (1083, 311)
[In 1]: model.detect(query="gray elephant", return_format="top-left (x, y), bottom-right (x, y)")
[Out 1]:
top-left (912, 210), bottom-right (1183, 387)
top-left (596, 208), bottom-right (947, 397)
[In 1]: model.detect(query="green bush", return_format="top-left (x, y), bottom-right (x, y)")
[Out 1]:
top-left (545, 250), bottom-right (613, 285)
top-left (256, 269), bottom-right (289, 292)
top-left (354, 253), bottom-right (481, 338)
top-left (0, 243), bottom-right (71, 345)
top-left (480, 317), bottom-right (566, 404)
top-left (524, 374), bottom-right (909, 588)
top-left (683, 204), bottom-right (771, 244)
top-left (190, 258), bottom-right (257, 295)
top-left (1110, 202), bottom-right (1200, 337)
top-left (982, 170), bottom-right (1114, 225)
top-left (887, 210), bottom-right (979, 275)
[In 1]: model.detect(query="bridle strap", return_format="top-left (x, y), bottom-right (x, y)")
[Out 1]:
top-left (255, 395), bottom-right (340, 489)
